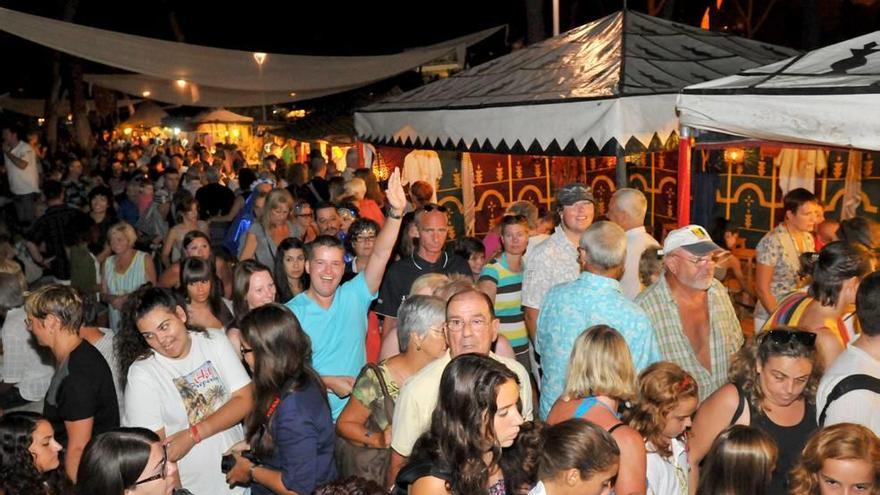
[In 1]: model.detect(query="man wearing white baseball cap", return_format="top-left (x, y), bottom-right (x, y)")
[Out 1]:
top-left (636, 225), bottom-right (744, 400)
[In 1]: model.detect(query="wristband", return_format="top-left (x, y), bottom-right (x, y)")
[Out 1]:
top-left (189, 424), bottom-right (202, 444)
top-left (387, 210), bottom-right (403, 220)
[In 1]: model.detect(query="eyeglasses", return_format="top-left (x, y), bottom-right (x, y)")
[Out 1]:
top-left (295, 212), bottom-right (312, 218)
top-left (678, 250), bottom-right (731, 266)
top-left (240, 344), bottom-right (253, 355)
top-left (445, 317), bottom-right (489, 333)
top-left (419, 204), bottom-right (448, 213)
top-left (24, 316), bottom-right (33, 331)
top-left (764, 330), bottom-right (817, 348)
top-left (133, 445), bottom-right (168, 486)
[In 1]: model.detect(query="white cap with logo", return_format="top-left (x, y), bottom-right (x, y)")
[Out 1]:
top-left (659, 225), bottom-right (723, 257)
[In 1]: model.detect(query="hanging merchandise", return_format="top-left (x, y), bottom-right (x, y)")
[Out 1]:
top-left (775, 148), bottom-right (828, 196)
top-left (402, 150), bottom-right (443, 203)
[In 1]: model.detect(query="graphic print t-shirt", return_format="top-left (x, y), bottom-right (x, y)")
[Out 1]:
top-left (125, 329), bottom-right (251, 495)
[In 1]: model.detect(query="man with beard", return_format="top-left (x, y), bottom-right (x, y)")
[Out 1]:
top-left (285, 169), bottom-right (406, 421)
top-left (636, 225), bottom-right (743, 401)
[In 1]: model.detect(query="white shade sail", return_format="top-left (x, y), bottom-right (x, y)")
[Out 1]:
top-left (357, 10), bottom-right (797, 155)
top-left (82, 74), bottom-right (359, 107)
top-left (677, 30), bottom-right (880, 151)
top-left (0, 6), bottom-right (502, 93)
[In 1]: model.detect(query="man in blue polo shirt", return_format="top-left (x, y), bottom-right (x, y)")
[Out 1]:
top-left (286, 168), bottom-right (406, 420)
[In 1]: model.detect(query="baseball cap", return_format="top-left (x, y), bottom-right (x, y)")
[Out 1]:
top-left (660, 225), bottom-right (723, 256)
top-left (557, 183), bottom-right (595, 208)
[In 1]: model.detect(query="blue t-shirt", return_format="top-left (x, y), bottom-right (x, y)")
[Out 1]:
top-left (286, 272), bottom-right (376, 419)
top-left (252, 379), bottom-right (338, 495)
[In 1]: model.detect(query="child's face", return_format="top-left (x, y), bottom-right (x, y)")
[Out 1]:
top-left (468, 252), bottom-right (486, 276)
top-left (574, 463), bottom-right (618, 495)
top-left (661, 396), bottom-right (699, 439)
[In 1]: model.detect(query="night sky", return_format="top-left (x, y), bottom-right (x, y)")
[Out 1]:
top-left (3, 0), bottom-right (880, 101)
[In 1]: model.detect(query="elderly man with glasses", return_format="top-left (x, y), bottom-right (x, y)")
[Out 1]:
top-left (636, 225), bottom-right (744, 401)
top-left (386, 288), bottom-right (533, 486)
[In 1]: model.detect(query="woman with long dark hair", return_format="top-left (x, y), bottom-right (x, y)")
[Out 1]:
top-left (179, 256), bottom-right (234, 329)
top-left (273, 237), bottom-right (309, 303)
top-left (225, 303), bottom-right (337, 494)
top-left (763, 241), bottom-right (876, 366)
top-left (0, 412), bottom-right (69, 495)
top-left (76, 428), bottom-right (177, 495)
top-left (695, 425), bottom-right (777, 495)
top-left (157, 230), bottom-right (234, 299)
top-left (394, 353), bottom-right (524, 495)
top-left (116, 286), bottom-right (254, 494)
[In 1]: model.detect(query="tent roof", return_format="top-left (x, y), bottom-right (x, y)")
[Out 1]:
top-left (191, 108), bottom-right (254, 124)
top-left (677, 30), bottom-right (880, 150)
top-left (119, 101), bottom-right (169, 128)
top-left (356, 10), bottom-right (797, 155)
top-left (0, 6), bottom-right (502, 94)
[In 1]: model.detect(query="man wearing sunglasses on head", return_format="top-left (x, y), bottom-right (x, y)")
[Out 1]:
top-left (375, 202), bottom-right (472, 350)
top-left (636, 225), bottom-right (744, 401)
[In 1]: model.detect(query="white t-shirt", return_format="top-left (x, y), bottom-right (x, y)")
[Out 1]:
top-left (622, 226), bottom-right (660, 300)
top-left (646, 437), bottom-right (689, 495)
top-left (4, 140), bottom-right (39, 195)
top-left (124, 329), bottom-right (251, 494)
top-left (816, 341), bottom-right (880, 435)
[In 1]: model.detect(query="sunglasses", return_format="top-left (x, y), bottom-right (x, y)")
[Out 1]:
top-left (133, 444), bottom-right (167, 486)
top-left (240, 344), bottom-right (253, 355)
top-left (764, 330), bottom-right (817, 348)
top-left (419, 204), bottom-right (448, 213)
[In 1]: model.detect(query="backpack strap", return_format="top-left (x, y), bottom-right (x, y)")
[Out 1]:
top-left (730, 382), bottom-right (746, 425)
top-left (818, 374), bottom-right (880, 426)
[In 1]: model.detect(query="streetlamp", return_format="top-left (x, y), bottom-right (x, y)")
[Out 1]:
top-left (253, 52), bottom-right (268, 122)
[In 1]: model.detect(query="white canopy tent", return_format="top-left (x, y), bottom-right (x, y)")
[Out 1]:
top-left (356, 10), bottom-right (796, 156)
top-left (0, 6), bottom-right (502, 94)
top-left (677, 30), bottom-right (880, 151)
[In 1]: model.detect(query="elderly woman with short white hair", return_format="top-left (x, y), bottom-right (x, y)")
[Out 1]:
top-left (340, 177), bottom-right (385, 227)
top-left (101, 222), bottom-right (156, 330)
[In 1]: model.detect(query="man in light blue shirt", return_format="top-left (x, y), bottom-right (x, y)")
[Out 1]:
top-left (287, 169), bottom-right (407, 420)
top-left (536, 221), bottom-right (661, 418)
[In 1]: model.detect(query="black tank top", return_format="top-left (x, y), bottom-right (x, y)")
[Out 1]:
top-left (732, 383), bottom-right (818, 495)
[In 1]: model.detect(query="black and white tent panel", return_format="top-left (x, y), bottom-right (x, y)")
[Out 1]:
top-left (678, 30), bottom-right (880, 150)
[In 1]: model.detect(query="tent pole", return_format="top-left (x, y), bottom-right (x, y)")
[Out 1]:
top-left (615, 146), bottom-right (627, 189)
top-left (677, 126), bottom-right (692, 226)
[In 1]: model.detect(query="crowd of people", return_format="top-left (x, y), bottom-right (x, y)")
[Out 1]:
top-left (1, 123), bottom-right (880, 495)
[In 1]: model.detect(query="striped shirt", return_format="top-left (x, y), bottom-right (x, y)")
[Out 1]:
top-left (636, 275), bottom-right (744, 401)
top-left (479, 254), bottom-right (528, 351)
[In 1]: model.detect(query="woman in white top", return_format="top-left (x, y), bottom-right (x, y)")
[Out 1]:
top-left (118, 286), bottom-right (254, 495)
top-left (626, 362), bottom-right (699, 495)
top-left (528, 418), bottom-right (619, 495)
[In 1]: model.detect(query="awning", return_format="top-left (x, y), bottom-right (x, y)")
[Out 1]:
top-left (677, 30), bottom-right (880, 151)
top-left (357, 10), bottom-right (797, 155)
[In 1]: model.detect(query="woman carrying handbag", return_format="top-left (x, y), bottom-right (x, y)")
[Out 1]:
top-left (335, 295), bottom-right (448, 485)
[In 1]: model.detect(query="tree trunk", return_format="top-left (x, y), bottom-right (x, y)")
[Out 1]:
top-left (525, 0), bottom-right (546, 45)
top-left (44, 52), bottom-right (63, 154)
top-left (43, 0), bottom-right (79, 154)
top-left (69, 59), bottom-right (92, 158)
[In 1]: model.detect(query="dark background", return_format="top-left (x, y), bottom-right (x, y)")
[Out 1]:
top-left (3, 0), bottom-right (880, 99)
